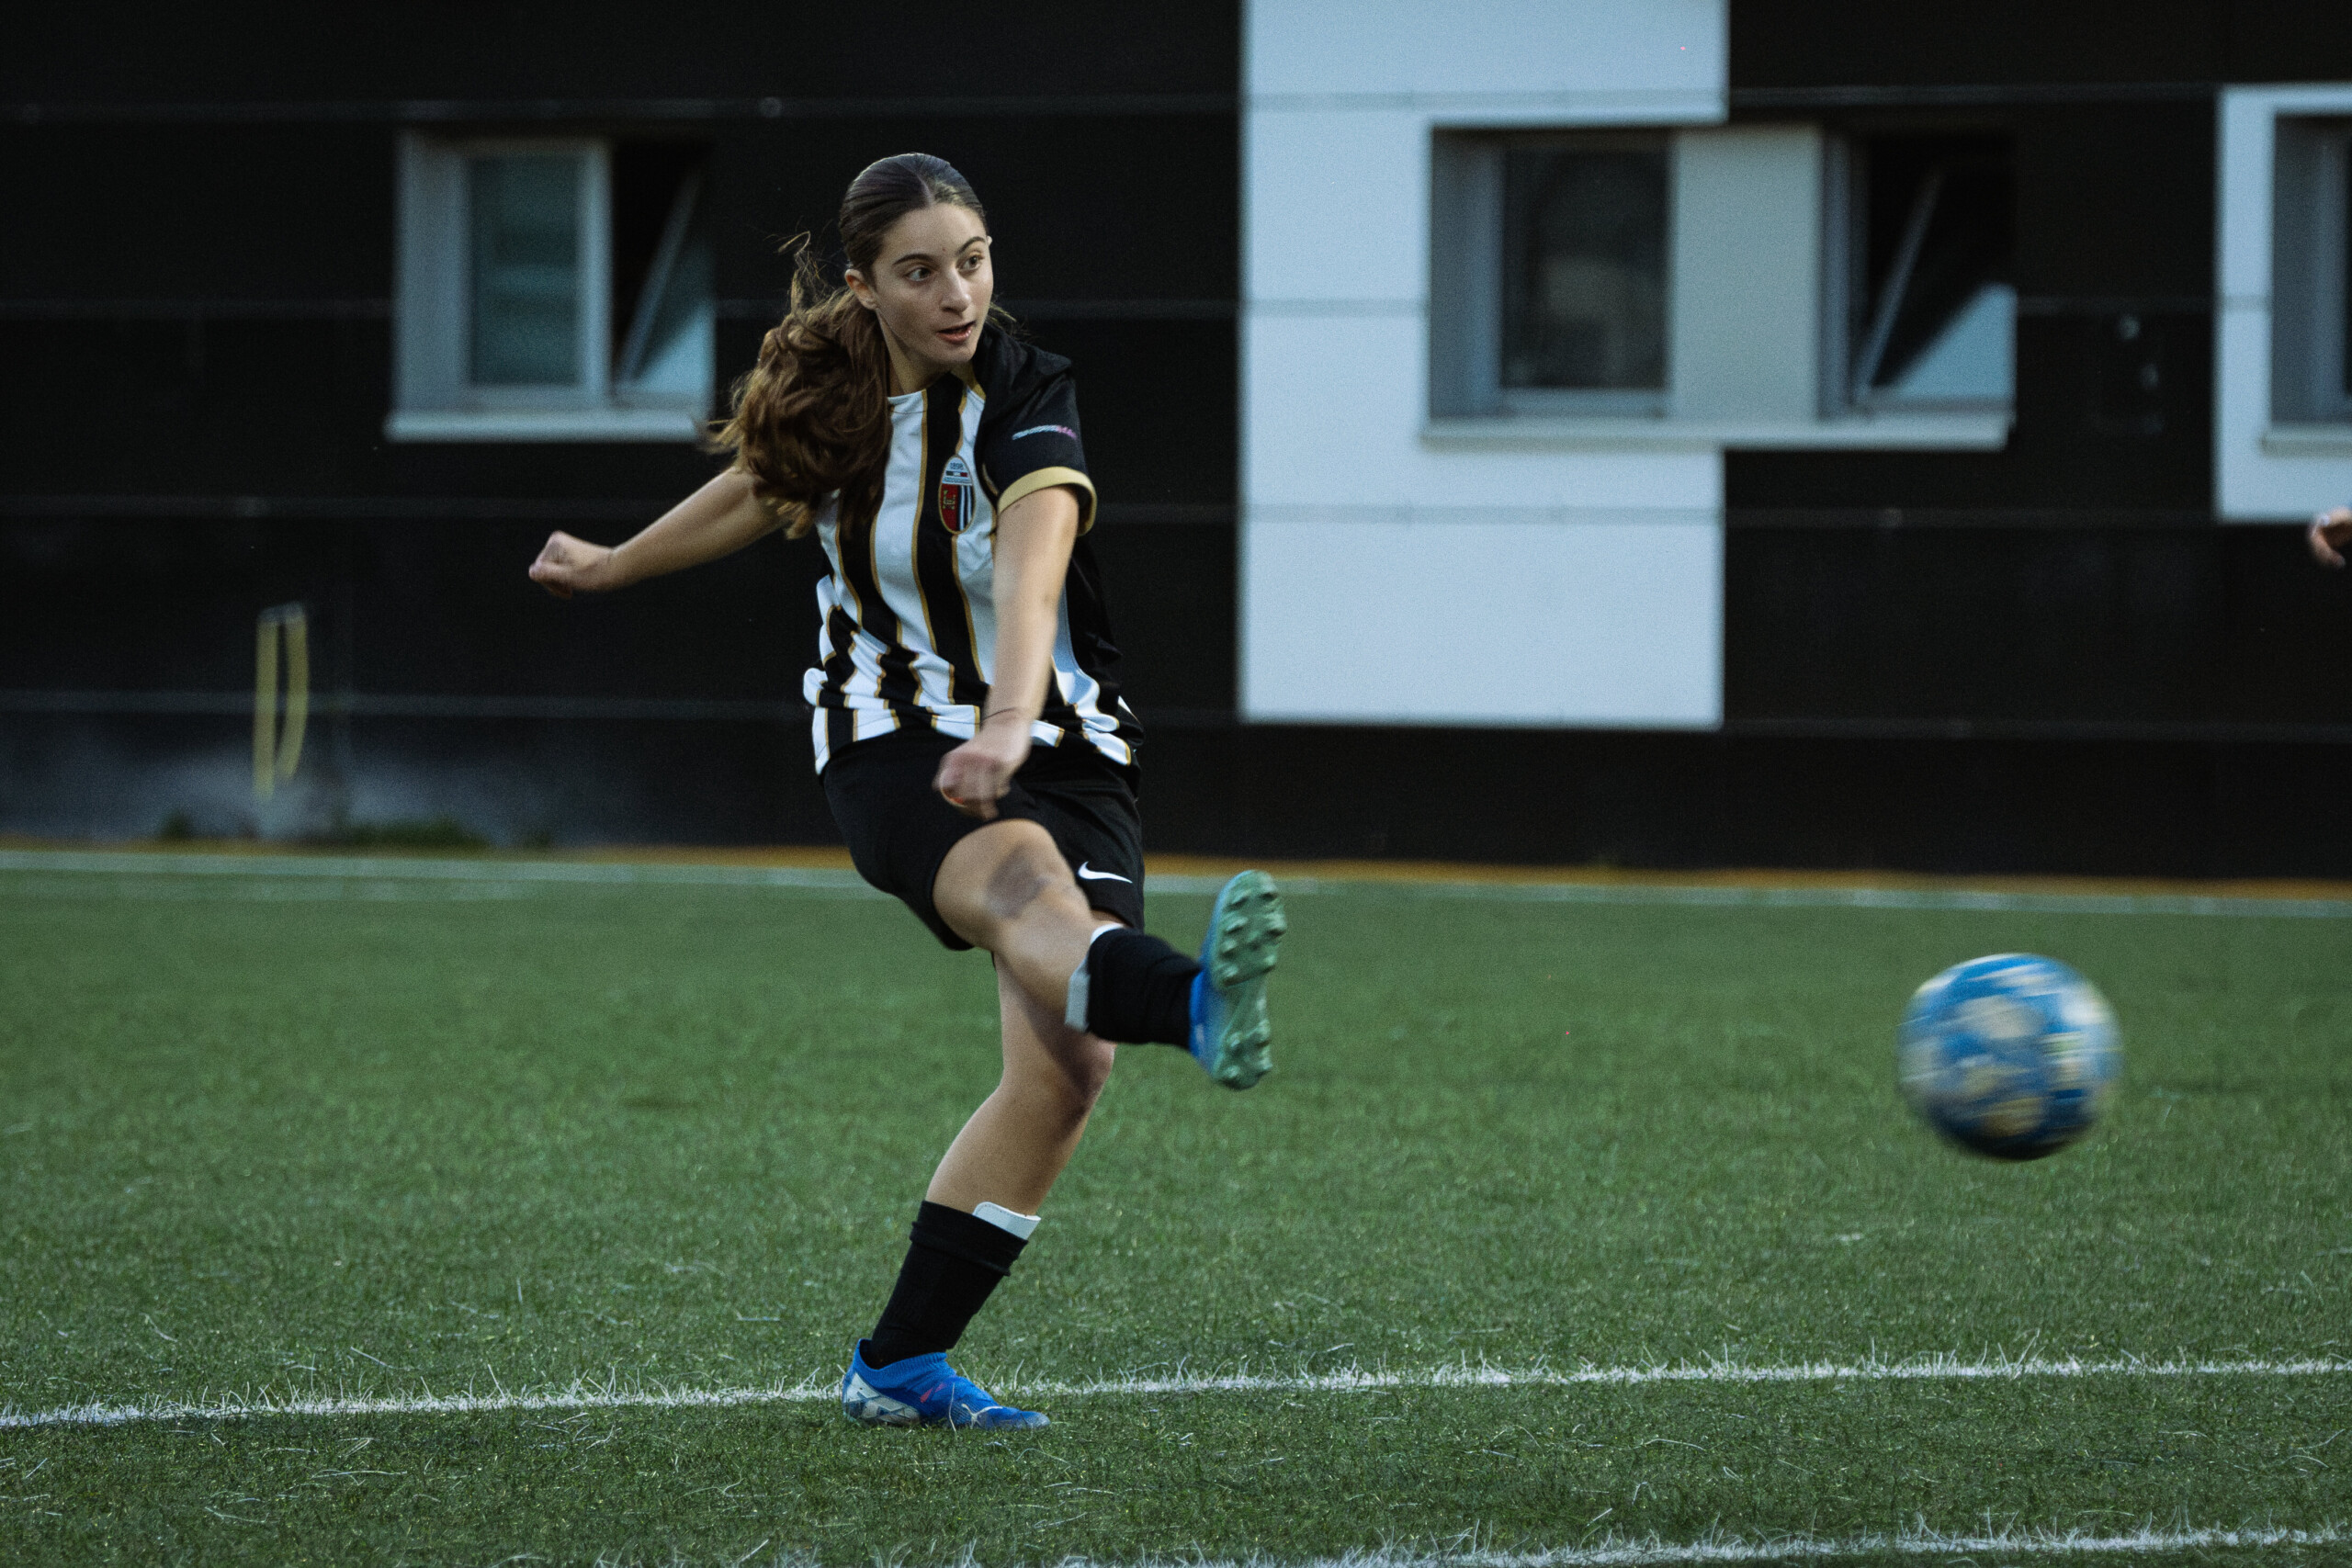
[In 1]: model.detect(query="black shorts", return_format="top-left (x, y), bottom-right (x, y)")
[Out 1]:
top-left (821, 728), bottom-right (1147, 950)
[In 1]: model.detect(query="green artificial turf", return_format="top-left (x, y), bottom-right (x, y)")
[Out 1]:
top-left (1, 862), bottom-right (2347, 1564)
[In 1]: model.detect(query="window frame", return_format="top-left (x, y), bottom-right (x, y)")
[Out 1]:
top-left (1430, 129), bottom-right (1675, 421)
top-left (389, 131), bottom-right (707, 444)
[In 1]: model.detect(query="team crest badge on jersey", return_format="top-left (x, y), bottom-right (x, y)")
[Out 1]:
top-left (938, 455), bottom-right (978, 536)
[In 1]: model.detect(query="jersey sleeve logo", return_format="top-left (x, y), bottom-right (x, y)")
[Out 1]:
top-left (938, 454), bottom-right (978, 536)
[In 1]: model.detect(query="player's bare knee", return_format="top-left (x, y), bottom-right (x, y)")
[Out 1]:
top-left (1057, 1034), bottom-right (1115, 1112)
top-left (1005, 1024), bottom-right (1113, 1119)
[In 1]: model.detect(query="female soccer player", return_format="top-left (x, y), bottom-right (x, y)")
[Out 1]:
top-left (526, 153), bottom-right (1285, 1431)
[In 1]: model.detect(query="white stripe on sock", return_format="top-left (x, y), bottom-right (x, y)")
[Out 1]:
top-left (973, 1201), bottom-right (1040, 1239)
top-left (1064, 921), bottom-right (1127, 1032)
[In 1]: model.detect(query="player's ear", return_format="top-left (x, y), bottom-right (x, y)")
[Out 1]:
top-left (844, 269), bottom-right (878, 310)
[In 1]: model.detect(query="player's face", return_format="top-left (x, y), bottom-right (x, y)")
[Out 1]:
top-left (848, 202), bottom-right (993, 388)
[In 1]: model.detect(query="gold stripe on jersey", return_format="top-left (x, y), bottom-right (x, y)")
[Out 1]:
top-left (991, 466), bottom-right (1098, 534)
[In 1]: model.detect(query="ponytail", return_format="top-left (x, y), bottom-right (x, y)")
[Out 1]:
top-left (709, 243), bottom-right (891, 539)
top-left (709, 152), bottom-right (991, 540)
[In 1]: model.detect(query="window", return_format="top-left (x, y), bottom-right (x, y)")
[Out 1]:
top-left (391, 135), bottom-right (713, 441)
top-left (1429, 123), bottom-right (2009, 448)
top-left (1498, 139), bottom-right (1670, 412)
top-left (2218, 87), bottom-right (2352, 513)
top-left (1431, 130), bottom-right (1672, 418)
top-left (1826, 132), bottom-right (2016, 414)
top-left (2272, 118), bottom-right (2352, 426)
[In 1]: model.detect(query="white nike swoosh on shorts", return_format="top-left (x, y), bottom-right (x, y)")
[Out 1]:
top-left (1076, 862), bottom-right (1134, 885)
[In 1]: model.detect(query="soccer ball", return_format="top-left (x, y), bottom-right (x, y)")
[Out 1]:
top-left (1896, 953), bottom-right (2120, 1160)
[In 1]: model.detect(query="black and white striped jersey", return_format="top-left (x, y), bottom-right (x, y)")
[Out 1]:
top-left (803, 325), bottom-right (1142, 773)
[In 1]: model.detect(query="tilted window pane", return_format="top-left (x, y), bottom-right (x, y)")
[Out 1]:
top-left (1499, 145), bottom-right (1668, 391)
top-left (621, 222), bottom-right (712, 397)
top-left (1880, 281), bottom-right (2015, 403)
top-left (1854, 135), bottom-right (2013, 407)
top-left (469, 154), bottom-right (582, 387)
top-left (616, 168), bottom-right (713, 399)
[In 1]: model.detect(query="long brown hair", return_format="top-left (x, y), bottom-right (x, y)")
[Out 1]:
top-left (710, 153), bottom-right (989, 538)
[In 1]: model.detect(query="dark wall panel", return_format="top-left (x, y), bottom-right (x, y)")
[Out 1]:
top-left (1735, 0), bottom-right (2352, 92)
top-left (1732, 0), bottom-right (2229, 87)
top-left (1088, 523), bottom-right (1235, 716)
top-left (9, 2), bottom-right (1239, 105)
top-left (1035, 321), bottom-right (1236, 506)
top-left (0, 321), bottom-right (409, 496)
top-left (2224, 1), bottom-right (2352, 82)
top-left (0, 128), bottom-right (395, 299)
top-left (0, 320), bottom-right (723, 501)
top-left (0, 515), bottom-right (805, 700)
top-left (2007, 104), bottom-right (2211, 300)
top-left (1725, 523), bottom-right (2352, 725)
top-left (1141, 727), bottom-right (2352, 880)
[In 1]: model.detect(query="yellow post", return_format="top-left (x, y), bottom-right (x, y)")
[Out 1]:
top-left (277, 607), bottom-right (309, 781)
top-left (253, 604), bottom-right (310, 802)
top-left (253, 615), bottom-right (279, 801)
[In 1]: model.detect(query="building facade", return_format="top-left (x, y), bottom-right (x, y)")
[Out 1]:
top-left (5, 2), bottom-right (2351, 874)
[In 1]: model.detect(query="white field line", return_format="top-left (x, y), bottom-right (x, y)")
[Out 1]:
top-left (1129, 1527), bottom-right (2347, 1565)
top-left (3, 849), bottom-right (2349, 918)
top-left (5, 1355), bottom-right (2346, 1432)
top-left (0, 849), bottom-right (876, 892)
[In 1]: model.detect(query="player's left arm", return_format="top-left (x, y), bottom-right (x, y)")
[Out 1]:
top-left (933, 484), bottom-right (1084, 819)
top-left (2310, 504), bottom-right (2352, 569)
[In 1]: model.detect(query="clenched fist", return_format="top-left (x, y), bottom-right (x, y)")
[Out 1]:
top-left (528, 532), bottom-right (626, 598)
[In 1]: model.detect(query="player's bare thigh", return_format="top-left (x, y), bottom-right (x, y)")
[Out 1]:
top-left (932, 818), bottom-right (1096, 953)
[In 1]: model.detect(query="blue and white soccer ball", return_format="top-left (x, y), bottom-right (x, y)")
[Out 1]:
top-left (1896, 953), bottom-right (2121, 1160)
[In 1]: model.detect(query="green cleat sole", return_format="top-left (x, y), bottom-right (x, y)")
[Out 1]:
top-left (1200, 871), bottom-right (1285, 1089)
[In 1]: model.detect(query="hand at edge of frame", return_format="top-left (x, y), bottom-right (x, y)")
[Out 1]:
top-left (529, 531), bottom-right (622, 598)
top-left (2310, 506), bottom-right (2352, 569)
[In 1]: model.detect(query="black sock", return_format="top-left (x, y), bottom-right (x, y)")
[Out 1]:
top-left (864, 1201), bottom-right (1030, 1369)
top-left (1078, 928), bottom-right (1200, 1046)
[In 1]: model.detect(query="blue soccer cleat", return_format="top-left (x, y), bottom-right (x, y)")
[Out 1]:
top-left (1189, 870), bottom-right (1286, 1089)
top-left (838, 1341), bottom-right (1048, 1430)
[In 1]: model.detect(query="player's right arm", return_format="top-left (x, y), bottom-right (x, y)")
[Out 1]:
top-left (2310, 504), bottom-right (2352, 569)
top-left (528, 469), bottom-right (778, 598)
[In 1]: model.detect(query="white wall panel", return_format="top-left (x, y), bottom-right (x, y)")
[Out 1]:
top-left (1245, 317), bottom-right (1718, 510)
top-left (1242, 0), bottom-right (1729, 725)
top-left (1246, 110), bottom-right (1430, 304)
top-left (1249, 0), bottom-right (1722, 102)
top-left (1243, 516), bottom-right (1721, 726)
